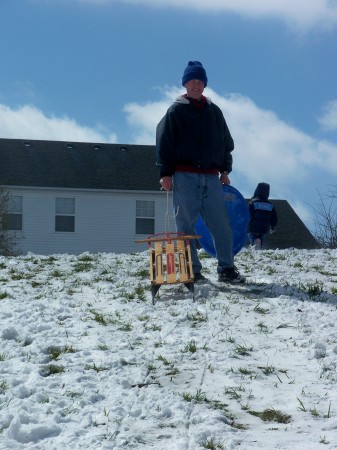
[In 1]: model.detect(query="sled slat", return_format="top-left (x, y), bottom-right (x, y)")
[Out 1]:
top-left (176, 240), bottom-right (189, 282)
top-left (150, 248), bottom-right (155, 282)
top-left (154, 241), bottom-right (164, 284)
top-left (165, 241), bottom-right (176, 283)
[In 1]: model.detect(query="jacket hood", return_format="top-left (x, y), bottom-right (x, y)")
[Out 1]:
top-left (174, 95), bottom-right (212, 105)
top-left (253, 182), bottom-right (270, 200)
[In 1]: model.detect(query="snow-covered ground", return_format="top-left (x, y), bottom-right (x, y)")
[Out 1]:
top-left (0, 248), bottom-right (337, 450)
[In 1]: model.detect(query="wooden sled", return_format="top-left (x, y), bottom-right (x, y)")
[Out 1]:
top-left (136, 232), bottom-right (201, 304)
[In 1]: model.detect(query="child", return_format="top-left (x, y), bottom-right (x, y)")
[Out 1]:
top-left (248, 182), bottom-right (278, 250)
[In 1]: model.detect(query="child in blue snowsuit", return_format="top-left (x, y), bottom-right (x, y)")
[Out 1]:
top-left (248, 182), bottom-right (278, 250)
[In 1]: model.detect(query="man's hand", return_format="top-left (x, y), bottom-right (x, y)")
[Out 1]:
top-left (220, 173), bottom-right (230, 185)
top-left (160, 176), bottom-right (172, 191)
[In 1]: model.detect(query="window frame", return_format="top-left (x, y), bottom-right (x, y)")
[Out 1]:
top-left (55, 197), bottom-right (75, 233)
top-left (1, 195), bottom-right (23, 231)
top-left (135, 200), bottom-right (155, 235)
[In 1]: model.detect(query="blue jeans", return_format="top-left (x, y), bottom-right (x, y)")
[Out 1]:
top-left (173, 172), bottom-right (234, 274)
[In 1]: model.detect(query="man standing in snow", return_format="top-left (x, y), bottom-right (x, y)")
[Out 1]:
top-left (156, 60), bottom-right (245, 284)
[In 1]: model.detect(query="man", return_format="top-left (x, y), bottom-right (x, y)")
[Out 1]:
top-left (156, 60), bottom-right (245, 283)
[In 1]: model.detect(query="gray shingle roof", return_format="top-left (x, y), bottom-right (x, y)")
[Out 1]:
top-left (0, 138), bottom-right (160, 191)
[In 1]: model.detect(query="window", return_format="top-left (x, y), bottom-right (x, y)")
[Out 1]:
top-left (55, 198), bottom-right (75, 232)
top-left (2, 196), bottom-right (23, 231)
top-left (136, 200), bottom-right (155, 234)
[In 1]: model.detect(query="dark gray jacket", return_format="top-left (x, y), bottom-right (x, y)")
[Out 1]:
top-left (156, 96), bottom-right (234, 177)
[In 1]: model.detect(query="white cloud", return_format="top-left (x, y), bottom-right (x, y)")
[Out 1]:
top-left (318, 100), bottom-right (337, 131)
top-left (0, 104), bottom-right (117, 143)
top-left (75, 0), bottom-right (337, 30)
top-left (123, 87), bottom-right (179, 144)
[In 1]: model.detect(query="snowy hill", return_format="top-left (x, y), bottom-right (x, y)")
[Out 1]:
top-left (0, 248), bottom-right (337, 449)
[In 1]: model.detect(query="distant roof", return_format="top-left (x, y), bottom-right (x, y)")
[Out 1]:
top-left (0, 138), bottom-right (160, 191)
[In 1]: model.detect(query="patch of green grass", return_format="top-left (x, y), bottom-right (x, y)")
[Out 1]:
top-left (310, 407), bottom-right (320, 417)
top-left (10, 271), bottom-right (33, 280)
top-left (257, 321), bottom-right (269, 333)
top-left (238, 367), bottom-right (255, 376)
top-left (78, 254), bottom-right (95, 262)
top-left (182, 340), bottom-right (197, 353)
top-left (187, 311), bottom-right (208, 327)
top-left (293, 261), bottom-right (303, 268)
top-left (97, 344), bottom-right (109, 351)
top-left (134, 285), bottom-right (146, 301)
top-left (48, 345), bottom-right (75, 360)
top-left (200, 437), bottom-right (225, 449)
top-left (299, 280), bottom-right (324, 297)
top-left (166, 367), bottom-right (180, 377)
top-left (156, 355), bottom-right (171, 366)
top-left (181, 389), bottom-right (206, 402)
top-left (224, 387), bottom-right (243, 400)
top-left (91, 310), bottom-right (110, 325)
top-left (66, 391), bottom-right (82, 398)
top-left (234, 344), bottom-right (253, 356)
top-left (258, 364), bottom-right (275, 376)
top-left (138, 314), bottom-right (150, 322)
top-left (50, 270), bottom-right (64, 278)
top-left (85, 363), bottom-right (109, 373)
top-left (73, 262), bottom-right (93, 272)
top-left (199, 251), bottom-right (212, 259)
top-left (134, 269), bottom-right (149, 279)
top-left (41, 364), bottom-right (65, 377)
top-left (0, 380), bottom-right (8, 391)
top-left (253, 303), bottom-right (269, 314)
top-left (248, 408), bottom-right (291, 423)
top-left (149, 324), bottom-right (162, 331)
top-left (119, 321), bottom-right (133, 332)
top-left (319, 435), bottom-right (329, 445)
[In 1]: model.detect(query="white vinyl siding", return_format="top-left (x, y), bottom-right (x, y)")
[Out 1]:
top-left (5, 188), bottom-right (169, 255)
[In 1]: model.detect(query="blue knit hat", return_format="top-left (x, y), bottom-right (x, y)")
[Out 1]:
top-left (182, 61), bottom-right (208, 87)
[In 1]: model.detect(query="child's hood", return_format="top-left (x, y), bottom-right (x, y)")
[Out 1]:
top-left (253, 182), bottom-right (270, 200)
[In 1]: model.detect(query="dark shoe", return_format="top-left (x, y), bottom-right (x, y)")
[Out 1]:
top-left (193, 272), bottom-right (207, 283)
top-left (218, 266), bottom-right (246, 284)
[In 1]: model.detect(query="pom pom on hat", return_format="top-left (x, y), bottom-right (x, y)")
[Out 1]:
top-left (182, 61), bottom-right (208, 87)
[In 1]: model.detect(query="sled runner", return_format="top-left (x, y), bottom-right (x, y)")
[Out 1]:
top-left (136, 232), bottom-right (200, 304)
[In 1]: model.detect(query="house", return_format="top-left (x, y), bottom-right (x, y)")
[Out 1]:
top-left (0, 137), bottom-right (318, 255)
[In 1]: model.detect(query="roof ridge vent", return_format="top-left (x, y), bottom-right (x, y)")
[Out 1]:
top-left (65, 143), bottom-right (74, 149)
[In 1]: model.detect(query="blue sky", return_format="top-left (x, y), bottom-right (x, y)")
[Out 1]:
top-left (1, 0), bottom-right (337, 232)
